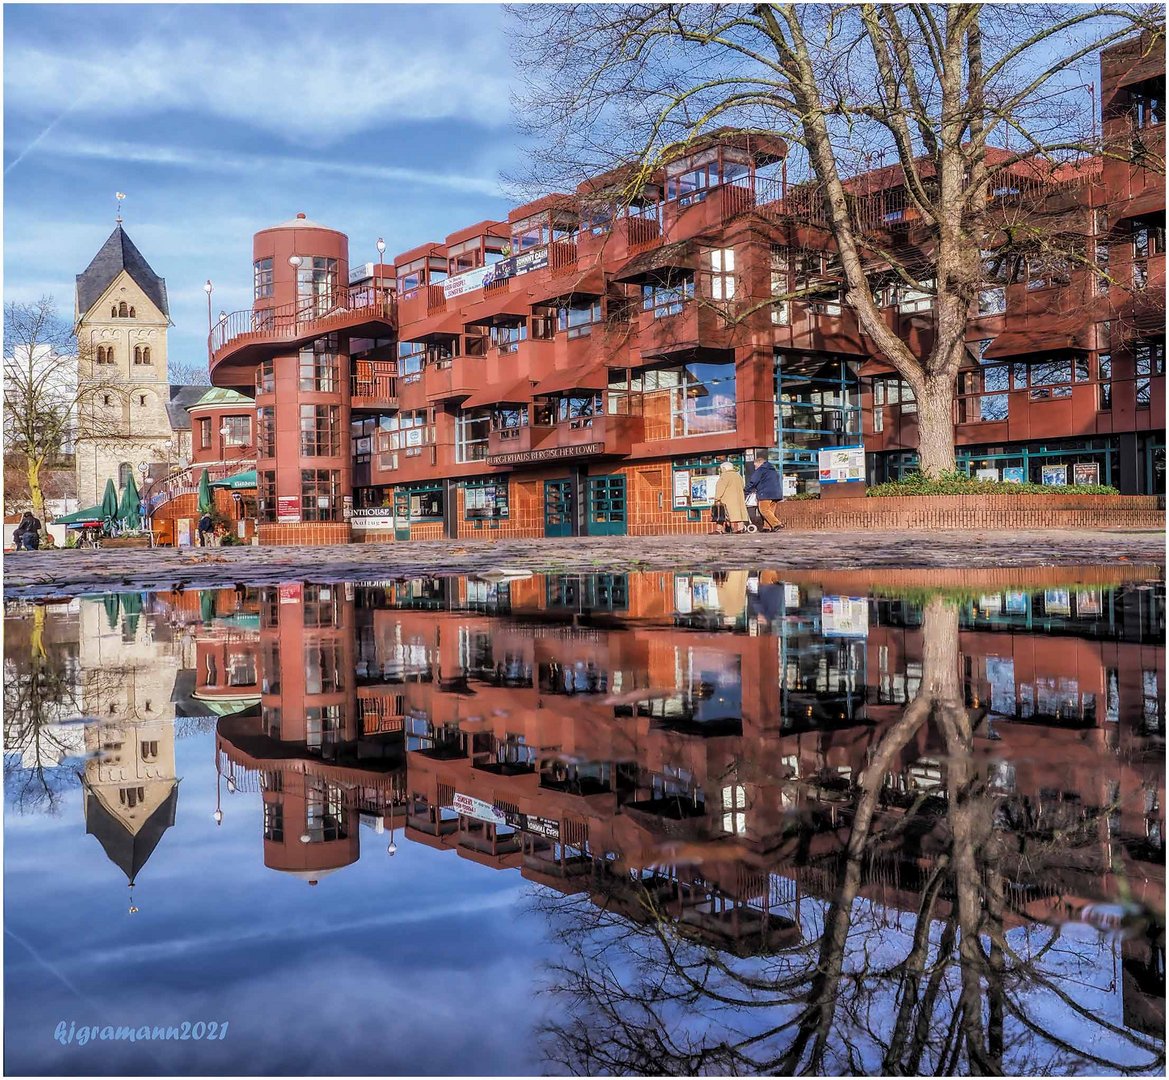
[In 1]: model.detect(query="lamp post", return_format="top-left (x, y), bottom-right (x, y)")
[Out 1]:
top-left (376, 237), bottom-right (386, 293)
top-left (203, 280), bottom-right (213, 348)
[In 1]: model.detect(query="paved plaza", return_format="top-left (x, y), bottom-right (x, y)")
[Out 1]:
top-left (4, 528), bottom-right (1164, 599)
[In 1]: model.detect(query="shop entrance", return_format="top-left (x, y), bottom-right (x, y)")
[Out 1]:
top-left (586, 475), bottom-right (627, 536)
top-left (544, 479), bottom-right (574, 537)
top-left (393, 489), bottom-right (411, 541)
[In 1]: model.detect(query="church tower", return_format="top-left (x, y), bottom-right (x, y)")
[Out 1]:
top-left (74, 221), bottom-right (176, 507)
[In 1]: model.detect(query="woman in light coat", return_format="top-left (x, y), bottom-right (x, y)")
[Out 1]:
top-left (713, 461), bottom-right (749, 534)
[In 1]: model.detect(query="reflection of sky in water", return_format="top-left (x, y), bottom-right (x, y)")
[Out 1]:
top-left (5, 733), bottom-right (556, 1076)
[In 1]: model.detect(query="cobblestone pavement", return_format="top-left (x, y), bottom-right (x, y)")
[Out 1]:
top-left (3, 528), bottom-right (1163, 600)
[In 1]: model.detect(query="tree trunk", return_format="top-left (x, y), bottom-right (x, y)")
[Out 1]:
top-left (915, 376), bottom-right (958, 477)
top-left (26, 458), bottom-right (46, 523)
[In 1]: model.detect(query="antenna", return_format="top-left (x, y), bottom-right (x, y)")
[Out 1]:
top-left (115, 192), bottom-right (127, 225)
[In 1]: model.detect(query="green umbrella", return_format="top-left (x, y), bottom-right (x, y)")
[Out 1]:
top-left (100, 478), bottom-right (119, 533)
top-left (119, 473), bottom-right (141, 530)
top-left (102, 593), bottom-right (121, 631)
top-left (119, 591), bottom-right (144, 636)
top-left (199, 589), bottom-right (217, 625)
top-left (197, 468), bottom-right (214, 515)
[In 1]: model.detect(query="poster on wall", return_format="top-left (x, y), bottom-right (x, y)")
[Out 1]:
top-left (818, 446), bottom-right (865, 484)
top-left (1002, 466), bottom-right (1026, 484)
top-left (276, 495), bottom-right (300, 523)
top-left (176, 519), bottom-right (192, 547)
top-left (342, 496), bottom-right (353, 521)
top-left (1073, 462), bottom-right (1101, 486)
top-left (1041, 464), bottom-right (1068, 486)
top-left (782, 474), bottom-right (798, 498)
top-left (976, 468), bottom-right (1000, 482)
top-left (691, 474), bottom-right (718, 506)
top-left (451, 792), bottom-right (507, 826)
top-left (673, 470), bottom-right (690, 508)
top-left (821, 596), bottom-right (869, 637)
top-left (1044, 589), bottom-right (1072, 616)
top-left (1076, 589), bottom-right (1103, 616)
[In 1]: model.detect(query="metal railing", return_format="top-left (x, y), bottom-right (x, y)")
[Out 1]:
top-left (210, 284), bottom-right (395, 359)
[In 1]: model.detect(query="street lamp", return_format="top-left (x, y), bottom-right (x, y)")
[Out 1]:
top-left (376, 238), bottom-right (387, 293)
top-left (203, 280), bottom-right (213, 338)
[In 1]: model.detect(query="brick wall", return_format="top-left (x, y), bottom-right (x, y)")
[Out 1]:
top-left (258, 522), bottom-right (351, 546)
top-left (775, 494), bottom-right (1165, 531)
top-left (151, 489), bottom-right (244, 546)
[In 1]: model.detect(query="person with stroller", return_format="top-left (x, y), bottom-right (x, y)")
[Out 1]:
top-left (745, 452), bottom-right (784, 532)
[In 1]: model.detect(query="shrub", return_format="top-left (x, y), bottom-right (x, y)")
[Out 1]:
top-left (867, 470), bottom-right (1120, 497)
top-left (787, 491), bottom-right (820, 501)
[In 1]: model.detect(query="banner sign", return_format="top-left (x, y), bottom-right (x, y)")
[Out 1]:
top-left (488, 443), bottom-right (603, 466)
top-left (821, 595), bottom-right (869, 637)
top-left (502, 811), bottom-right (562, 840)
top-left (818, 445), bottom-right (865, 484)
top-left (276, 495), bottom-right (300, 523)
top-left (451, 792), bottom-right (507, 826)
top-left (350, 508), bottom-right (396, 531)
top-left (442, 247), bottom-right (551, 300)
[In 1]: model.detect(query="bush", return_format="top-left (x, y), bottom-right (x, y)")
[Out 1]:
top-left (867, 470), bottom-right (1120, 497)
top-left (787, 491), bottom-right (820, 501)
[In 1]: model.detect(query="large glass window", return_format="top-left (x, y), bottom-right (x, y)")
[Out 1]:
top-left (296, 257), bottom-right (338, 316)
top-left (222, 415), bottom-right (251, 447)
top-left (614, 360), bottom-right (736, 438)
top-left (556, 298), bottom-right (602, 338)
top-left (455, 409), bottom-right (491, 463)
top-left (956, 364), bottom-right (1010, 423)
top-left (301, 469), bottom-right (343, 521)
top-left (258, 470), bottom-right (277, 522)
top-left (464, 480), bottom-right (509, 520)
top-left (257, 407), bottom-right (276, 457)
top-left (257, 360), bottom-right (275, 395)
top-left (777, 353), bottom-right (861, 457)
top-left (708, 248), bottom-right (735, 300)
top-left (642, 272), bottom-right (695, 318)
top-left (1123, 77), bottom-right (1165, 129)
top-left (1136, 339), bottom-right (1165, 409)
top-left (300, 405), bottom-right (341, 456)
top-left (398, 341), bottom-right (425, 379)
top-left (403, 484), bottom-right (443, 520)
top-left (490, 320), bottom-right (528, 352)
top-left (253, 257), bottom-right (273, 300)
top-left (1098, 353), bottom-right (1113, 410)
top-left (299, 338), bottom-right (339, 391)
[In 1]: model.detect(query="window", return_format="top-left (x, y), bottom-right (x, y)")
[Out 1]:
top-left (1124, 77), bottom-right (1165, 129)
top-left (455, 409), bottom-right (491, 463)
top-left (140, 741), bottom-right (158, 763)
top-left (1133, 216), bottom-right (1165, 257)
top-left (102, 394), bottom-right (112, 407)
top-left (722, 784), bottom-right (746, 835)
top-left (138, 394), bottom-right (146, 407)
top-left (198, 417), bottom-right (212, 449)
top-left (222, 415), bottom-right (251, 447)
top-left (556, 298), bottom-right (602, 338)
top-left (300, 405), bottom-right (341, 456)
top-left (708, 248), bottom-right (735, 300)
top-left (770, 245), bottom-right (791, 325)
top-left (300, 469), bottom-right (343, 521)
top-left (296, 256), bottom-right (338, 315)
top-left (1098, 353), bottom-right (1112, 410)
top-left (257, 360), bottom-right (275, 395)
top-left (258, 470), bottom-right (277, 522)
top-left (464, 480), bottom-right (509, 520)
top-left (118, 301), bottom-right (128, 317)
top-left (263, 802), bottom-right (284, 843)
top-left (642, 272), bottom-right (695, 318)
top-left (1013, 357), bottom-right (1075, 400)
top-left (254, 257), bottom-right (273, 299)
top-left (299, 340), bottom-right (338, 391)
top-left (133, 345), bottom-right (151, 365)
top-left (398, 341), bottom-right (425, 377)
top-left (119, 462), bottom-right (133, 488)
top-left (257, 407), bottom-right (276, 457)
top-left (490, 321), bottom-right (528, 352)
top-left (119, 786), bottom-right (146, 808)
top-left (665, 148), bottom-right (723, 204)
top-left (405, 484), bottom-right (443, 519)
top-left (95, 345), bottom-right (114, 365)
top-left (978, 287), bottom-right (1006, 315)
top-left (1135, 339), bottom-right (1164, 410)
top-left (492, 406), bottom-right (528, 431)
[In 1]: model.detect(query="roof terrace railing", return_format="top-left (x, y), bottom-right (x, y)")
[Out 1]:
top-left (210, 283), bottom-right (395, 362)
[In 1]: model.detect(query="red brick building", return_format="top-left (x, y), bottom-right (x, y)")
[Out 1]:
top-left (209, 38), bottom-right (1164, 546)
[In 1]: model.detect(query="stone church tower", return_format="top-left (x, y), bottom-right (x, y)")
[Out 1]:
top-left (74, 223), bottom-right (176, 507)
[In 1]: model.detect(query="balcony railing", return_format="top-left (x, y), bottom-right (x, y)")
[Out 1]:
top-left (351, 360), bottom-right (399, 406)
top-left (210, 284), bottom-right (394, 361)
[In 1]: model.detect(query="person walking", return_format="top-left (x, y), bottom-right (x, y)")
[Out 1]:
top-left (745, 452), bottom-right (784, 532)
top-left (714, 461), bottom-right (749, 534)
top-left (14, 511), bottom-right (41, 551)
top-left (197, 512), bottom-right (215, 548)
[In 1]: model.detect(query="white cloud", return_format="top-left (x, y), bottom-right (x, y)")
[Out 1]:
top-left (4, 13), bottom-right (515, 144)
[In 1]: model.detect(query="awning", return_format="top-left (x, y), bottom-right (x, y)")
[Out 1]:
top-left (533, 363), bottom-right (609, 396)
top-left (982, 328), bottom-right (1090, 360)
top-left (1115, 187), bottom-right (1164, 221)
top-left (54, 504), bottom-right (103, 525)
top-left (612, 239), bottom-right (694, 284)
top-left (210, 469), bottom-right (257, 490)
top-left (462, 377), bottom-right (537, 409)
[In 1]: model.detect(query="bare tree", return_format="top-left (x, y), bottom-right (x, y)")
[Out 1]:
top-left (509, 4), bottom-right (1164, 475)
top-left (3, 296), bottom-right (129, 519)
top-left (167, 359), bottom-right (210, 386)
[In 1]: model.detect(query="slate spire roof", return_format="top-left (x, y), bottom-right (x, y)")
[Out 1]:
top-left (76, 225), bottom-right (170, 322)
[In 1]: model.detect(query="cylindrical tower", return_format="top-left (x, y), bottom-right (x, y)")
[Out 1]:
top-left (253, 213), bottom-right (353, 545)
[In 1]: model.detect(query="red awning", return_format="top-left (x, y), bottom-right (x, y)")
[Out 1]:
top-left (982, 328), bottom-right (1090, 360)
top-left (462, 377), bottom-right (536, 409)
top-left (532, 363), bottom-right (609, 396)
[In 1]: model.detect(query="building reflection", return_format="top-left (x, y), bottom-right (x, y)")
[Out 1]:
top-left (209, 566), bottom-right (1164, 1055)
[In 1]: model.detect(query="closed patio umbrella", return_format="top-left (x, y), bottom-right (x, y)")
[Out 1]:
top-left (199, 589), bottom-right (217, 625)
top-left (197, 469), bottom-right (214, 515)
top-left (119, 591), bottom-right (144, 636)
top-left (100, 478), bottom-right (119, 533)
top-left (119, 474), bottom-right (141, 530)
top-left (102, 593), bottom-right (121, 631)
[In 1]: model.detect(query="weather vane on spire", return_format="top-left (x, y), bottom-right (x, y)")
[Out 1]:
top-left (115, 192), bottom-right (126, 225)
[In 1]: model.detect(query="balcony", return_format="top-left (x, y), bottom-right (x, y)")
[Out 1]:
top-left (424, 357), bottom-right (487, 403)
top-left (547, 412), bottom-right (645, 457)
top-left (351, 360), bottom-right (399, 410)
top-left (487, 424), bottom-right (555, 462)
top-left (209, 284), bottom-right (395, 383)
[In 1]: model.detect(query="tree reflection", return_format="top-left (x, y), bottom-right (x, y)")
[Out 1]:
top-left (534, 596), bottom-right (1165, 1076)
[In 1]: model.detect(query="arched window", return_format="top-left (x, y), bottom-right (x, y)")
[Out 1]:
top-left (119, 462), bottom-right (133, 488)
top-left (118, 301), bottom-right (128, 317)
top-left (129, 306), bottom-right (136, 318)
top-left (111, 305), bottom-right (118, 318)
top-left (133, 346), bottom-right (142, 364)
top-left (142, 346), bottom-right (151, 364)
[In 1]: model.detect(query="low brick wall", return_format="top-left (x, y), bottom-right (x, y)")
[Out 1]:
top-left (257, 522), bottom-right (352, 546)
top-left (775, 494), bottom-right (1164, 532)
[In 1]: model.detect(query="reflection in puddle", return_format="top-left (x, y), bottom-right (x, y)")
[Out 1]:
top-left (4, 569), bottom-right (1165, 1075)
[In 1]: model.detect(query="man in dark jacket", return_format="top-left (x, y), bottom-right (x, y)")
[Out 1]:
top-left (198, 512), bottom-right (214, 547)
top-left (14, 511), bottom-right (41, 550)
top-left (745, 452), bottom-right (784, 532)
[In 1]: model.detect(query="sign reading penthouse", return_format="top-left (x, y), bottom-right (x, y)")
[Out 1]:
top-left (488, 443), bottom-right (604, 467)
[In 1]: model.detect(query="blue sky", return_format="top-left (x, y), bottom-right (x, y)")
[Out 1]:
top-left (3, 4), bottom-right (525, 369)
